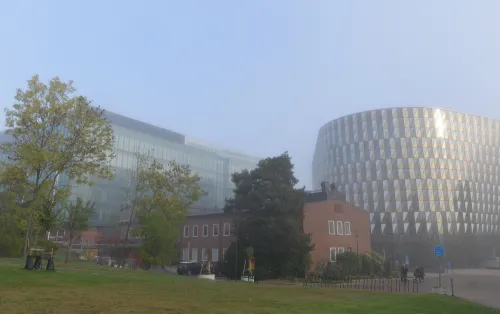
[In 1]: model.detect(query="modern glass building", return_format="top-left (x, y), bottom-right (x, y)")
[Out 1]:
top-left (64, 111), bottom-right (260, 225)
top-left (313, 107), bottom-right (500, 265)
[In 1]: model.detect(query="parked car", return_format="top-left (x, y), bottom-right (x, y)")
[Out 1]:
top-left (177, 261), bottom-right (202, 275)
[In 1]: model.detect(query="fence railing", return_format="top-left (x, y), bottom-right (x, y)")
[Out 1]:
top-left (303, 277), bottom-right (421, 293)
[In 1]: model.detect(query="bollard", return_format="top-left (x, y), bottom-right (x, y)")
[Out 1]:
top-left (450, 278), bottom-right (454, 296)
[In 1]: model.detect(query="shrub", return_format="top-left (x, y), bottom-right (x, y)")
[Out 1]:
top-left (336, 251), bottom-right (360, 276)
top-left (360, 253), bottom-right (374, 275)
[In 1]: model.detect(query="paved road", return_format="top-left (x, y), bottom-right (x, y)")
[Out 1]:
top-left (428, 269), bottom-right (500, 309)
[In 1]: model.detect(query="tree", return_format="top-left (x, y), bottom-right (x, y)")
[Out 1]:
top-left (224, 152), bottom-right (313, 279)
top-left (119, 151), bottom-right (153, 250)
top-left (0, 75), bottom-right (115, 255)
top-left (64, 197), bottom-right (95, 263)
top-left (133, 159), bottom-right (204, 269)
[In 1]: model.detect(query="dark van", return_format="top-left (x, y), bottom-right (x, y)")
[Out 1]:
top-left (177, 261), bottom-right (202, 275)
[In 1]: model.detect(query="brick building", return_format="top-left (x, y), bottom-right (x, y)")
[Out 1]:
top-left (178, 212), bottom-right (238, 263)
top-left (304, 183), bottom-right (371, 269)
top-left (178, 183), bottom-right (372, 268)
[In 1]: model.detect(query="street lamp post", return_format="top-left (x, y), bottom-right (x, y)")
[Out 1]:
top-left (234, 221), bottom-right (238, 281)
top-left (356, 234), bottom-right (359, 254)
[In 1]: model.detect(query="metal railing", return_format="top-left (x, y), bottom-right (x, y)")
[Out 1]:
top-left (303, 277), bottom-right (421, 293)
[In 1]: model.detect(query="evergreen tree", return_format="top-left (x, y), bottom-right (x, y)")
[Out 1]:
top-left (224, 152), bottom-right (312, 279)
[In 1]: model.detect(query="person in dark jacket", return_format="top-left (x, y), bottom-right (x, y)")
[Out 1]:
top-left (400, 264), bottom-right (408, 281)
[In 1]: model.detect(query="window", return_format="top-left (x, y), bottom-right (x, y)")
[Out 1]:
top-left (344, 222), bottom-right (351, 235)
top-left (192, 225), bottom-right (198, 237)
top-left (213, 224), bottom-right (219, 236)
top-left (182, 248), bottom-right (189, 261)
top-left (211, 248), bottom-right (219, 262)
top-left (202, 225), bottom-right (208, 237)
top-left (223, 223), bottom-right (230, 236)
top-left (191, 248), bottom-right (198, 261)
top-left (183, 225), bottom-right (189, 237)
top-left (329, 247), bottom-right (337, 262)
top-left (328, 221), bottom-right (335, 235)
top-left (201, 248), bottom-right (208, 261)
top-left (336, 221), bottom-right (344, 235)
top-left (338, 247), bottom-right (345, 255)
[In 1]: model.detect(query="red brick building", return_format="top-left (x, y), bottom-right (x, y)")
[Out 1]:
top-left (177, 183), bottom-right (372, 268)
top-left (303, 185), bottom-right (371, 269)
top-left (178, 212), bottom-right (238, 263)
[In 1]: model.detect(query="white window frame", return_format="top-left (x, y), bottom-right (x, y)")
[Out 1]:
top-left (182, 248), bottom-right (189, 261)
top-left (201, 248), bottom-right (208, 261)
top-left (211, 248), bottom-right (219, 262)
top-left (202, 224), bottom-right (209, 237)
top-left (183, 225), bottom-right (189, 237)
top-left (338, 247), bottom-right (345, 255)
top-left (336, 221), bottom-right (344, 235)
top-left (213, 224), bottom-right (219, 236)
top-left (191, 248), bottom-right (198, 261)
top-left (344, 222), bottom-right (351, 235)
top-left (329, 247), bottom-right (337, 262)
top-left (223, 223), bottom-right (231, 236)
top-left (328, 220), bottom-right (335, 235)
top-left (193, 225), bottom-right (198, 237)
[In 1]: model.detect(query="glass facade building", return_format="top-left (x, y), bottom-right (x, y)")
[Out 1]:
top-left (64, 111), bottom-right (260, 225)
top-left (313, 107), bottom-right (500, 248)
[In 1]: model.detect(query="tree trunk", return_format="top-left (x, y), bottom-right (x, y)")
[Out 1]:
top-left (24, 173), bottom-right (41, 256)
top-left (65, 237), bottom-right (73, 263)
top-left (23, 211), bottom-right (33, 256)
top-left (33, 228), bottom-right (41, 249)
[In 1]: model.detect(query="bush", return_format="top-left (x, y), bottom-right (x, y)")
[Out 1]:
top-left (360, 254), bottom-right (374, 275)
top-left (322, 262), bottom-right (342, 281)
top-left (336, 252), bottom-right (360, 276)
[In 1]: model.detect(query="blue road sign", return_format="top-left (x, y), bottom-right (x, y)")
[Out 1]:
top-left (434, 245), bottom-right (445, 257)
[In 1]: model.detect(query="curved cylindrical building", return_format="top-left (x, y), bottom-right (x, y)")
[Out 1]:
top-left (313, 107), bottom-right (500, 265)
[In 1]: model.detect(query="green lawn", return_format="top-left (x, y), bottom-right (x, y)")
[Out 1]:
top-left (0, 264), bottom-right (498, 313)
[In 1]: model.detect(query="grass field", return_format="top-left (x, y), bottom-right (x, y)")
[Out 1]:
top-left (0, 263), bottom-right (498, 313)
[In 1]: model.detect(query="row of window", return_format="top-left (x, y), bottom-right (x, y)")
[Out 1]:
top-left (328, 221), bottom-right (351, 235)
top-left (181, 247), bottom-right (228, 262)
top-left (329, 247), bottom-right (349, 262)
top-left (183, 223), bottom-right (231, 238)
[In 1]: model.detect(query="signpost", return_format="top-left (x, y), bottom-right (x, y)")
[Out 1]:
top-left (434, 245), bottom-right (444, 257)
top-left (434, 245), bottom-right (445, 287)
